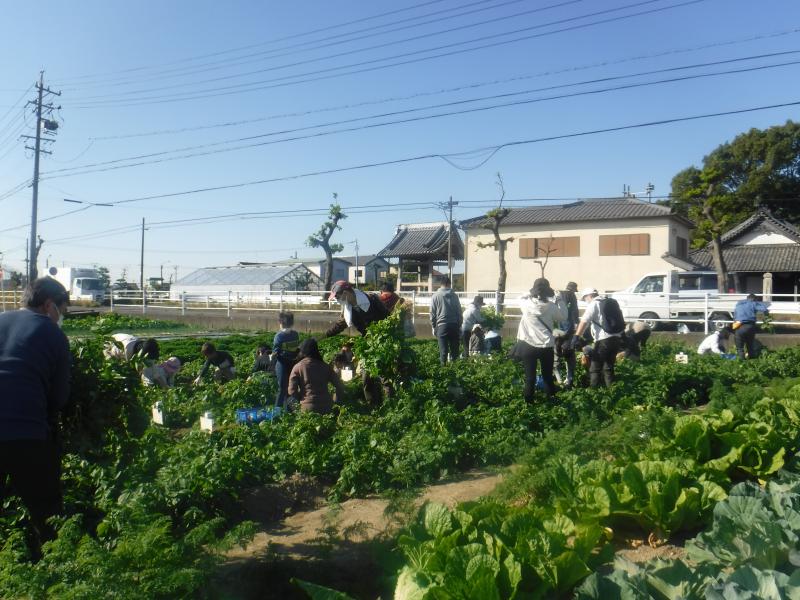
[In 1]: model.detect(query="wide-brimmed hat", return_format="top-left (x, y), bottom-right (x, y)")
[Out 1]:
top-left (566, 281), bottom-right (578, 292)
top-left (472, 323), bottom-right (483, 332)
top-left (530, 277), bottom-right (554, 298)
top-left (328, 280), bottom-right (353, 301)
top-left (580, 287), bottom-right (598, 300)
top-left (473, 295), bottom-right (485, 306)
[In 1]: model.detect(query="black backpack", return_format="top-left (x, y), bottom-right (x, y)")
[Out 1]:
top-left (597, 298), bottom-right (625, 335)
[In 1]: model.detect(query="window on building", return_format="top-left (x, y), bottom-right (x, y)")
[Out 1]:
top-left (676, 236), bottom-right (689, 259)
top-left (598, 233), bottom-right (650, 256)
top-left (354, 269), bottom-right (363, 278)
top-left (519, 236), bottom-right (580, 258)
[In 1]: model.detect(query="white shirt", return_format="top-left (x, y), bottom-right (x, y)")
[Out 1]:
top-left (581, 297), bottom-right (622, 342)
top-left (516, 295), bottom-right (567, 348)
top-left (339, 289), bottom-right (371, 327)
top-left (698, 332), bottom-right (724, 355)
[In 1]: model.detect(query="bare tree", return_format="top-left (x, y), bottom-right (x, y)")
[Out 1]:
top-left (702, 184), bottom-right (730, 293)
top-left (533, 234), bottom-right (557, 278)
top-left (307, 195), bottom-right (347, 293)
top-left (476, 173), bottom-right (514, 312)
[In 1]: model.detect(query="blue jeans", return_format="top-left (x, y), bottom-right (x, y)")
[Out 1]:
top-left (275, 360), bottom-right (291, 407)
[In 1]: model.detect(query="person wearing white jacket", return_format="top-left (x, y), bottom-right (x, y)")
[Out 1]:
top-left (516, 277), bottom-right (567, 400)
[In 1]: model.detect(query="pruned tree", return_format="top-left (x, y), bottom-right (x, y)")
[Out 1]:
top-left (533, 234), bottom-right (557, 278)
top-left (307, 195), bottom-right (347, 292)
top-left (476, 173), bottom-right (514, 312)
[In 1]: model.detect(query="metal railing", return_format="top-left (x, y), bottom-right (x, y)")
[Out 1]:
top-left (0, 290), bottom-right (23, 311)
top-left (81, 288), bottom-right (800, 335)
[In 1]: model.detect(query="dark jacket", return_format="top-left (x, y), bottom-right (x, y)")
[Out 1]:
top-left (0, 309), bottom-right (71, 441)
top-left (199, 350), bottom-right (234, 377)
top-left (325, 293), bottom-right (389, 337)
top-left (287, 357), bottom-right (344, 414)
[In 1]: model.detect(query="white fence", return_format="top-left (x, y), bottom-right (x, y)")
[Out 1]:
top-left (4, 288), bottom-right (797, 335)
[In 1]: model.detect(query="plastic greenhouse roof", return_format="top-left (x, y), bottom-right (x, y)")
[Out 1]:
top-left (175, 264), bottom-right (301, 286)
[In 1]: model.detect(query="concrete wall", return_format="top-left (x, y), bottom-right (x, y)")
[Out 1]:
top-left (464, 217), bottom-right (691, 294)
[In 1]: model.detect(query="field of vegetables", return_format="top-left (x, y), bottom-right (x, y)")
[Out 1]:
top-left (3, 312), bottom-right (800, 599)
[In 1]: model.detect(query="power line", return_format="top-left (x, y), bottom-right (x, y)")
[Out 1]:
top-left (5, 99), bottom-right (797, 236)
top-left (58, 0), bottom-right (534, 90)
top-left (87, 27), bottom-right (800, 142)
top-left (66, 0), bottom-right (709, 108)
top-left (43, 54), bottom-right (800, 179)
top-left (53, 0), bottom-right (457, 83)
top-left (66, 0), bottom-right (585, 99)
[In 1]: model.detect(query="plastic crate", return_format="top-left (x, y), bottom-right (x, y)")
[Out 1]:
top-left (235, 406), bottom-right (283, 424)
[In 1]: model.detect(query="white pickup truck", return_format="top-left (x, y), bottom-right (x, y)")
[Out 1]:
top-left (611, 271), bottom-right (798, 330)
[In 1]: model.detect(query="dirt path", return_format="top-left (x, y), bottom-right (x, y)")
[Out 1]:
top-left (218, 469), bottom-right (505, 599)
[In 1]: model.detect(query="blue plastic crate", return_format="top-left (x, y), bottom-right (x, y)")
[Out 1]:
top-left (235, 406), bottom-right (283, 424)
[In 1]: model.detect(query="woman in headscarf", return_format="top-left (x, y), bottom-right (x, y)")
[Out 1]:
top-left (287, 338), bottom-right (345, 414)
top-left (515, 278), bottom-right (567, 400)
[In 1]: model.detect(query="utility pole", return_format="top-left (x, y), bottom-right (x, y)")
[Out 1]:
top-left (438, 196), bottom-right (459, 282)
top-left (140, 218), bottom-right (146, 313)
top-left (23, 72), bottom-right (61, 282)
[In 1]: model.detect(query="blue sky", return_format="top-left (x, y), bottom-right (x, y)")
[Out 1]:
top-left (0, 0), bottom-right (798, 282)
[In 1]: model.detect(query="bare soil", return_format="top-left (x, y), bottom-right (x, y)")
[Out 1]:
top-left (215, 470), bottom-right (504, 600)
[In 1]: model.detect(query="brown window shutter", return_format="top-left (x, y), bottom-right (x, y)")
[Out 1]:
top-left (519, 238), bottom-right (534, 258)
top-left (565, 236), bottom-right (580, 256)
top-left (639, 233), bottom-right (650, 255)
top-left (617, 235), bottom-right (630, 255)
top-left (599, 235), bottom-right (615, 256)
top-left (628, 234), bottom-right (640, 255)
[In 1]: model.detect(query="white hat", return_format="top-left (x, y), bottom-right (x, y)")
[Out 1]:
top-left (580, 287), bottom-right (598, 300)
top-left (472, 323), bottom-right (483, 332)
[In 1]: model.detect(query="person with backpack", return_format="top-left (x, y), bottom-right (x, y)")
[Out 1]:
top-left (515, 278), bottom-right (567, 399)
top-left (430, 277), bottom-right (463, 364)
top-left (573, 287), bottom-right (624, 388)
top-left (553, 282), bottom-right (580, 388)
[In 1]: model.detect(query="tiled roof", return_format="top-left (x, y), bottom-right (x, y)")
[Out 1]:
top-left (338, 255), bottom-right (386, 265)
top-left (459, 198), bottom-right (693, 229)
top-left (176, 264), bottom-right (315, 286)
top-left (377, 222), bottom-right (465, 259)
top-left (719, 209), bottom-right (800, 244)
top-left (690, 244), bottom-right (800, 272)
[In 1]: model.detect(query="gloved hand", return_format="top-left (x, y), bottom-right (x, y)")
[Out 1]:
top-left (570, 336), bottom-right (584, 351)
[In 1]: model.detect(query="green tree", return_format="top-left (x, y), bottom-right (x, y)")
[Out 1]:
top-left (94, 265), bottom-right (111, 290)
top-left (114, 268), bottom-right (129, 290)
top-left (670, 120), bottom-right (800, 248)
top-left (307, 196), bottom-right (347, 293)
